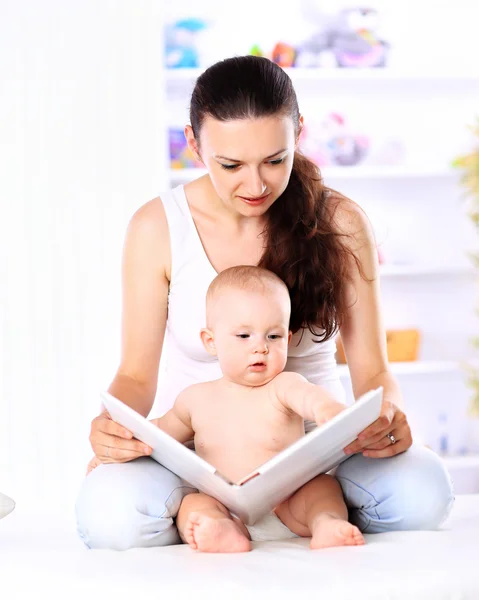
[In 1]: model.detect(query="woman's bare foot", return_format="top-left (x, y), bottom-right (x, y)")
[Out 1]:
top-left (310, 514), bottom-right (365, 549)
top-left (184, 512), bottom-right (251, 553)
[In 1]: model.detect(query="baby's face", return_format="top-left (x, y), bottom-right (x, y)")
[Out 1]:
top-left (206, 287), bottom-right (291, 386)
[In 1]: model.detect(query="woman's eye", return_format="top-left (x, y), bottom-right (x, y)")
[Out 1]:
top-left (220, 158), bottom-right (284, 170)
top-left (220, 163), bottom-right (240, 171)
top-left (236, 334), bottom-right (250, 339)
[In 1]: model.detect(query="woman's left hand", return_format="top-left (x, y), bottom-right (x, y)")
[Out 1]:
top-left (343, 399), bottom-right (413, 458)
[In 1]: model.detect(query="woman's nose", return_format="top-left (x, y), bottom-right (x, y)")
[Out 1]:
top-left (245, 169), bottom-right (267, 198)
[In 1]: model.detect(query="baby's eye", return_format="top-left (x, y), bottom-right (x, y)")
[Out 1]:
top-left (220, 163), bottom-right (240, 171)
top-left (236, 334), bottom-right (250, 339)
top-left (268, 334), bottom-right (282, 340)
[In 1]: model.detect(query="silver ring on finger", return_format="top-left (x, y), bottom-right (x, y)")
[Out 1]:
top-left (386, 432), bottom-right (397, 445)
top-left (105, 446), bottom-right (110, 458)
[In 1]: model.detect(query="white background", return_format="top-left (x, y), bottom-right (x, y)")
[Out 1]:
top-left (1, 0), bottom-right (479, 507)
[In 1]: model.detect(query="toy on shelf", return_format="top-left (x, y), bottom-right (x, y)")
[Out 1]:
top-left (271, 42), bottom-right (296, 67)
top-left (165, 18), bottom-right (207, 68)
top-left (295, 6), bottom-right (390, 68)
top-left (336, 329), bottom-right (421, 364)
top-left (169, 129), bottom-right (203, 169)
top-left (300, 113), bottom-right (370, 167)
top-left (249, 44), bottom-right (264, 57)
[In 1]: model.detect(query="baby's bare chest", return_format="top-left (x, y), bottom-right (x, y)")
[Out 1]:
top-left (191, 390), bottom-right (304, 456)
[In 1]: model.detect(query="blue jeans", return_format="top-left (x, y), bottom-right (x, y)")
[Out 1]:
top-left (75, 444), bottom-right (454, 549)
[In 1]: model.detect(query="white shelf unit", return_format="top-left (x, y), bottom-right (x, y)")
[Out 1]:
top-left (378, 265), bottom-right (473, 277)
top-left (443, 454), bottom-right (479, 469)
top-left (337, 361), bottom-right (471, 378)
top-left (166, 67), bottom-right (479, 83)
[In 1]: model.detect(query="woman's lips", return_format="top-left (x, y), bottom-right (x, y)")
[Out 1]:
top-left (239, 193), bottom-right (270, 206)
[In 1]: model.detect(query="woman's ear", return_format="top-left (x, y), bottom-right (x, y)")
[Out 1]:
top-left (200, 328), bottom-right (217, 356)
top-left (184, 124), bottom-right (202, 163)
top-left (295, 115), bottom-right (304, 149)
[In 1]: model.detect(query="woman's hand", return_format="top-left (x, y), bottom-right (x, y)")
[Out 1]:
top-left (343, 399), bottom-right (412, 458)
top-left (88, 410), bottom-right (152, 470)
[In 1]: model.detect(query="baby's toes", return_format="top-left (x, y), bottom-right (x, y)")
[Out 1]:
top-left (348, 525), bottom-right (365, 546)
top-left (184, 516), bottom-right (200, 549)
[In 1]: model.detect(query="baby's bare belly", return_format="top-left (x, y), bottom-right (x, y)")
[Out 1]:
top-left (194, 427), bottom-right (304, 484)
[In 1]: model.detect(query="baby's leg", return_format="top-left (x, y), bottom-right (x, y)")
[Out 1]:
top-left (275, 474), bottom-right (365, 549)
top-left (176, 492), bottom-right (251, 553)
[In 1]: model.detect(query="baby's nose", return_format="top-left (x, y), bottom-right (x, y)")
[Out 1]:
top-left (254, 342), bottom-right (269, 353)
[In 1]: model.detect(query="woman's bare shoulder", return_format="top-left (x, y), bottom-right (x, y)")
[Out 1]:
top-left (327, 190), bottom-right (371, 234)
top-left (128, 196), bottom-right (169, 234)
top-left (326, 189), bottom-right (375, 245)
top-left (125, 196), bottom-right (171, 277)
top-left (326, 190), bottom-right (378, 283)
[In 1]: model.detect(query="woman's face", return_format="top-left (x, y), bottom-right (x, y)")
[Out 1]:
top-left (186, 114), bottom-right (302, 217)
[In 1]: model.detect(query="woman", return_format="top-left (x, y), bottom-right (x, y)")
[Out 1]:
top-left (76, 56), bottom-right (453, 550)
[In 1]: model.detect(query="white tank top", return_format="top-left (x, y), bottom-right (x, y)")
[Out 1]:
top-left (152, 184), bottom-right (345, 418)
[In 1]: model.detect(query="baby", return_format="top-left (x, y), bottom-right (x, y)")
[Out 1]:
top-left (152, 265), bottom-right (365, 553)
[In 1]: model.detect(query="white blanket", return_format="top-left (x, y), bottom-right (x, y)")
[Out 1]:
top-left (1, 495), bottom-right (478, 600)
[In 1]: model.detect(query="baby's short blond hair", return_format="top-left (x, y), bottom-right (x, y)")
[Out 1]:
top-left (206, 266), bottom-right (290, 325)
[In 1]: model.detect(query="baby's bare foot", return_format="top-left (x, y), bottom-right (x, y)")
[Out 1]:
top-left (310, 514), bottom-right (365, 550)
top-left (184, 512), bottom-right (251, 553)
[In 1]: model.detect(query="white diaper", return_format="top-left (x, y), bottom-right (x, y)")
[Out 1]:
top-left (245, 511), bottom-right (300, 542)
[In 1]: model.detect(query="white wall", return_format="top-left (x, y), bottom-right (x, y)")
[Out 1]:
top-left (1, 0), bottom-right (479, 506)
top-left (1, 0), bottom-right (167, 505)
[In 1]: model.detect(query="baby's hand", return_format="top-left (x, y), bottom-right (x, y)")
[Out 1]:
top-left (314, 399), bottom-right (347, 427)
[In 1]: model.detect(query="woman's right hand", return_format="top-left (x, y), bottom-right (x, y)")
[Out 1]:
top-left (88, 410), bottom-right (152, 468)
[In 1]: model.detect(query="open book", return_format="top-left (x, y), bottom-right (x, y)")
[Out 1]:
top-left (101, 387), bottom-right (383, 525)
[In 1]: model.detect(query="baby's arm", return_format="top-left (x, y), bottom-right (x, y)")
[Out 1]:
top-left (150, 387), bottom-right (195, 443)
top-left (274, 372), bottom-right (347, 426)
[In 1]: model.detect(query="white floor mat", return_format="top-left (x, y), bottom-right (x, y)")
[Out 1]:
top-left (1, 495), bottom-right (478, 600)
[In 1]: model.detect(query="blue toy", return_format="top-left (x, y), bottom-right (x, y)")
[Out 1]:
top-left (165, 18), bottom-right (207, 69)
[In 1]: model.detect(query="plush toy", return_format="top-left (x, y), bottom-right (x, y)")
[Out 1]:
top-left (165, 18), bottom-right (207, 68)
top-left (296, 6), bottom-right (390, 68)
top-left (300, 113), bottom-right (369, 166)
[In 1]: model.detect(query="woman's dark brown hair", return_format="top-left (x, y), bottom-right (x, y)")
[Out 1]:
top-left (190, 55), bottom-right (363, 341)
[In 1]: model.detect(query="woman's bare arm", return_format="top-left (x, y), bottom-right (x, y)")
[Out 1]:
top-left (333, 197), bottom-right (403, 408)
top-left (89, 196), bottom-right (172, 464)
top-left (106, 197), bottom-right (171, 416)
top-left (333, 197), bottom-right (412, 457)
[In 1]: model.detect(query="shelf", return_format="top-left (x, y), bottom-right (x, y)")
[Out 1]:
top-left (443, 455), bottom-right (479, 470)
top-left (168, 166), bottom-right (459, 183)
top-left (379, 264), bottom-right (474, 277)
top-left (166, 67), bottom-right (479, 83)
top-left (319, 166), bottom-right (459, 179)
top-left (337, 361), bottom-right (471, 377)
